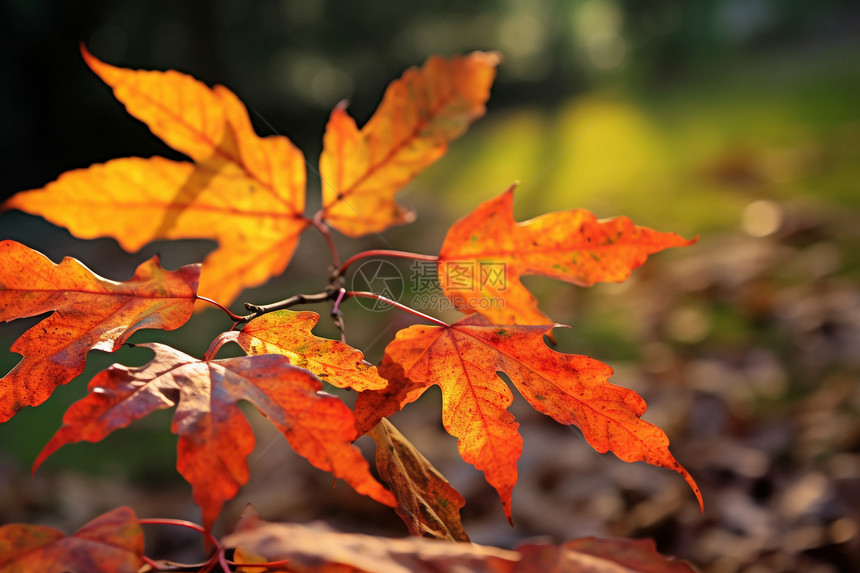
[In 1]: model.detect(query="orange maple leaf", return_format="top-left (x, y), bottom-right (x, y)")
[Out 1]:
top-left (34, 342), bottom-right (395, 533)
top-left (215, 310), bottom-right (388, 391)
top-left (0, 506), bottom-right (144, 573)
top-left (438, 187), bottom-right (697, 326)
top-left (355, 314), bottom-right (703, 521)
top-left (319, 52), bottom-right (499, 237)
top-left (3, 47), bottom-right (309, 305)
top-left (0, 240), bottom-right (199, 422)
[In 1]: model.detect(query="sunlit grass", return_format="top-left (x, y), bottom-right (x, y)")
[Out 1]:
top-left (420, 46), bottom-right (859, 242)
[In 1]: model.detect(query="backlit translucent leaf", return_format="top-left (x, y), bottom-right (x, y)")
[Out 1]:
top-left (34, 343), bottom-right (395, 533)
top-left (3, 48), bottom-right (309, 304)
top-left (0, 240), bottom-right (199, 422)
top-left (320, 52), bottom-right (498, 237)
top-left (356, 314), bottom-right (702, 521)
top-left (214, 310), bottom-right (387, 391)
top-left (438, 187), bottom-right (696, 326)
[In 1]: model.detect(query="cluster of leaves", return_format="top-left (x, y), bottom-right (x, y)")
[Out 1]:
top-left (1, 47), bottom-right (700, 570)
top-left (0, 505), bottom-right (697, 572)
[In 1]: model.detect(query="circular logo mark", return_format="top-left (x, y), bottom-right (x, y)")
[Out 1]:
top-left (349, 259), bottom-right (404, 311)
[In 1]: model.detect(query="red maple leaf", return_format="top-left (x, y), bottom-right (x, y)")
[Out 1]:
top-left (0, 507), bottom-right (144, 573)
top-left (34, 343), bottom-right (395, 532)
top-left (356, 314), bottom-right (702, 521)
top-left (0, 240), bottom-right (199, 422)
top-left (438, 187), bottom-right (696, 326)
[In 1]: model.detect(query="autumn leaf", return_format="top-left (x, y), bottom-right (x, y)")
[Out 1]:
top-left (319, 52), bottom-right (498, 237)
top-left (232, 547), bottom-right (291, 573)
top-left (34, 342), bottom-right (395, 533)
top-left (224, 518), bottom-right (517, 573)
top-left (0, 240), bottom-right (199, 422)
top-left (214, 310), bottom-right (388, 391)
top-left (355, 314), bottom-right (703, 522)
top-left (438, 186), bottom-right (697, 326)
top-left (368, 418), bottom-right (469, 541)
top-left (3, 46), bottom-right (309, 305)
top-left (513, 537), bottom-right (696, 573)
top-left (224, 518), bottom-right (695, 573)
top-left (0, 506), bottom-right (144, 573)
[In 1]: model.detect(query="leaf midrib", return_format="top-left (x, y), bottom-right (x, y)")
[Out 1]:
top-left (113, 73), bottom-right (293, 209)
top-left (2, 287), bottom-right (194, 299)
top-left (325, 81), bottom-right (460, 210)
top-left (50, 197), bottom-right (308, 220)
top-left (452, 324), bottom-right (649, 449)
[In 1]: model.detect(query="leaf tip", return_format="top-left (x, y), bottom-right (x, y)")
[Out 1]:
top-left (79, 43), bottom-right (121, 84)
top-left (32, 443), bottom-right (55, 476)
top-left (692, 480), bottom-right (705, 513)
top-left (473, 50), bottom-right (503, 67)
top-left (79, 42), bottom-right (99, 70)
top-left (675, 461), bottom-right (704, 513)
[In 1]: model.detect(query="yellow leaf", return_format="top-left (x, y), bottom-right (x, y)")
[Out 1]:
top-left (320, 52), bottom-right (498, 237)
top-left (4, 47), bottom-right (309, 305)
top-left (214, 310), bottom-right (388, 392)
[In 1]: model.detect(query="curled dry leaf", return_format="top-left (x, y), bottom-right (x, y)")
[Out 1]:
top-left (34, 343), bottom-right (395, 533)
top-left (224, 519), bottom-right (517, 573)
top-left (368, 418), bottom-right (469, 542)
top-left (224, 517), bottom-right (696, 573)
top-left (320, 52), bottom-right (499, 237)
top-left (356, 314), bottom-right (703, 522)
top-left (0, 240), bottom-right (199, 422)
top-left (3, 47), bottom-right (309, 305)
top-left (0, 507), bottom-right (144, 573)
top-left (438, 187), bottom-right (697, 326)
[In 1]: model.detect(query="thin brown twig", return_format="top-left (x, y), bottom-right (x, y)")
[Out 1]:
top-left (243, 289), bottom-right (340, 317)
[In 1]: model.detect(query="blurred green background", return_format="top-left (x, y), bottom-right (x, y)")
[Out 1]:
top-left (1, 1), bottom-right (859, 571)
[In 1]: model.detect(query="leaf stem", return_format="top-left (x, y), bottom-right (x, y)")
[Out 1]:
top-left (195, 295), bottom-right (245, 322)
top-left (312, 210), bottom-right (341, 268)
top-left (226, 559), bottom-right (292, 569)
top-left (233, 250), bottom-right (441, 329)
top-left (339, 249), bottom-right (438, 275)
top-left (139, 517), bottom-right (219, 545)
top-left (345, 290), bottom-right (449, 327)
top-left (138, 518), bottom-right (224, 571)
